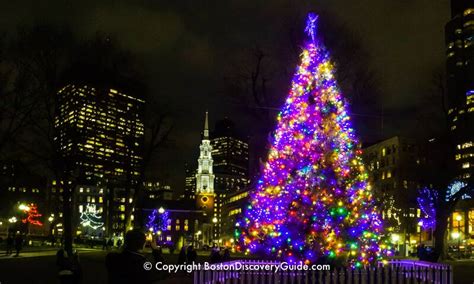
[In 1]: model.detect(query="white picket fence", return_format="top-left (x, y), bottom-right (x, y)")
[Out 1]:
top-left (193, 259), bottom-right (453, 284)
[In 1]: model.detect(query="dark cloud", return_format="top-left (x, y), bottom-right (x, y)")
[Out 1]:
top-left (0, 0), bottom-right (450, 191)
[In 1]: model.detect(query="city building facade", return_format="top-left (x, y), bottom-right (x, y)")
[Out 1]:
top-left (446, 1), bottom-right (474, 180)
top-left (362, 136), bottom-right (428, 255)
top-left (445, 0), bottom-right (474, 253)
top-left (54, 84), bottom-right (145, 237)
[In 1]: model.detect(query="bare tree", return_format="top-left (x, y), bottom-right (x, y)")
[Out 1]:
top-left (0, 35), bottom-right (40, 159)
top-left (123, 96), bottom-right (174, 232)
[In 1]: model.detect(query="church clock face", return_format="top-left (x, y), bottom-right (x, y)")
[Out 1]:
top-left (201, 196), bottom-right (208, 203)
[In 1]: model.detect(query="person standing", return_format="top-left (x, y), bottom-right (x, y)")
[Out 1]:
top-left (5, 234), bottom-right (13, 255)
top-left (177, 245), bottom-right (187, 264)
top-left (14, 233), bottom-right (23, 257)
top-left (187, 245), bottom-right (197, 263)
top-left (105, 229), bottom-right (162, 284)
top-left (222, 248), bottom-right (230, 262)
top-left (56, 249), bottom-right (82, 284)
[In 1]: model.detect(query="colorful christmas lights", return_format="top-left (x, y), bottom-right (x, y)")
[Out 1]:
top-left (417, 187), bottom-right (437, 230)
top-left (239, 13), bottom-right (383, 266)
top-left (146, 208), bottom-right (169, 233)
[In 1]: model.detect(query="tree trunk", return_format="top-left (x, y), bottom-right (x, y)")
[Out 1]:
top-left (434, 209), bottom-right (450, 261)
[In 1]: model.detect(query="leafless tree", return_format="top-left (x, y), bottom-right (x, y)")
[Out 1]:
top-left (123, 96), bottom-right (174, 232)
top-left (415, 70), bottom-right (473, 261)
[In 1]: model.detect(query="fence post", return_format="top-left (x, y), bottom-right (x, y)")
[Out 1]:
top-left (351, 267), bottom-right (355, 284)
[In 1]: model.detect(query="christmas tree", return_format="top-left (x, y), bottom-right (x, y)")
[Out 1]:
top-left (80, 203), bottom-right (104, 230)
top-left (239, 13), bottom-right (383, 266)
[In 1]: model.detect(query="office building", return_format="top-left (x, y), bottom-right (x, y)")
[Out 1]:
top-left (363, 136), bottom-right (428, 254)
top-left (54, 84), bottom-right (144, 236)
top-left (446, 1), bottom-right (474, 180)
top-left (211, 118), bottom-right (250, 194)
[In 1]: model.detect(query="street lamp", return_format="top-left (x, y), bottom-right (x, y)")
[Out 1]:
top-left (18, 204), bottom-right (30, 211)
top-left (451, 231), bottom-right (461, 258)
top-left (9, 217), bottom-right (17, 223)
top-left (158, 207), bottom-right (165, 214)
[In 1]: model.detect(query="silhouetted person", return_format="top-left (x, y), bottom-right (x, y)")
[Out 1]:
top-left (116, 239), bottom-right (122, 248)
top-left (152, 247), bottom-right (164, 263)
top-left (222, 248), bottom-right (231, 262)
top-left (107, 238), bottom-right (113, 248)
top-left (14, 233), bottom-right (23, 257)
top-left (102, 238), bottom-right (108, 250)
top-left (106, 229), bottom-right (161, 284)
top-left (210, 246), bottom-right (220, 263)
top-left (5, 235), bottom-right (14, 255)
top-left (187, 245), bottom-right (197, 263)
top-left (57, 249), bottom-right (82, 284)
top-left (177, 246), bottom-right (187, 264)
top-left (169, 244), bottom-right (175, 254)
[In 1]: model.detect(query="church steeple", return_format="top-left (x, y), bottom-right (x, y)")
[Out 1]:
top-left (196, 112), bottom-right (214, 194)
top-left (204, 111), bottom-right (209, 139)
top-left (195, 112), bottom-right (215, 217)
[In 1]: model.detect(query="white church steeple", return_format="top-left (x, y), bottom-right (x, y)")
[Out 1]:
top-left (196, 111), bottom-right (214, 194)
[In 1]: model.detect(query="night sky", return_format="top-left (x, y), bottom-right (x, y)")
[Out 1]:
top-left (0, 0), bottom-right (451, 191)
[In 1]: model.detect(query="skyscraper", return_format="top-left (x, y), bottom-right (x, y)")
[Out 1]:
top-left (183, 165), bottom-right (196, 200)
top-left (54, 84), bottom-right (145, 235)
top-left (211, 118), bottom-right (250, 193)
top-left (446, 1), bottom-right (474, 179)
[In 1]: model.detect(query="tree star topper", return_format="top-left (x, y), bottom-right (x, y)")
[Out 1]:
top-left (305, 13), bottom-right (318, 42)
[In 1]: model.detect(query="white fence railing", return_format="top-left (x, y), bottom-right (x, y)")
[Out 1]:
top-left (193, 259), bottom-right (453, 284)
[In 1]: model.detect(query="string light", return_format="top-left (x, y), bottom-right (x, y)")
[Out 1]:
top-left (21, 203), bottom-right (43, 227)
top-left (146, 208), bottom-right (169, 233)
top-left (80, 203), bottom-right (104, 230)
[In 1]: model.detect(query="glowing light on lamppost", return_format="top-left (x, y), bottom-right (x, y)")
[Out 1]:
top-left (18, 204), bottom-right (30, 211)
